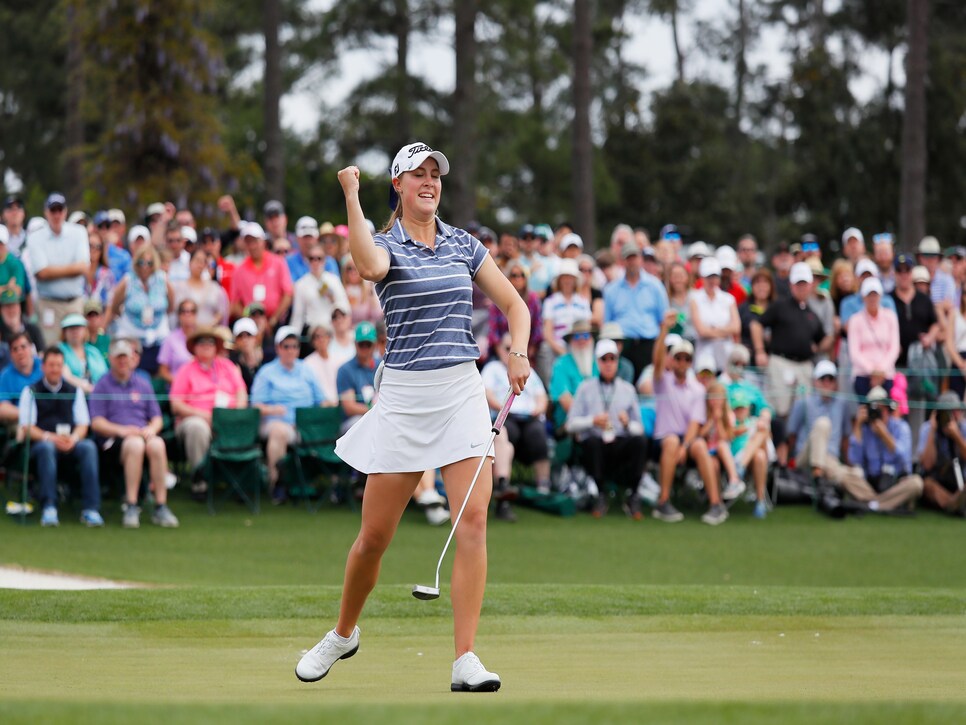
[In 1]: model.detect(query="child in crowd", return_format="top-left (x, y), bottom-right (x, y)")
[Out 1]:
top-left (730, 390), bottom-right (771, 518)
top-left (700, 382), bottom-right (746, 502)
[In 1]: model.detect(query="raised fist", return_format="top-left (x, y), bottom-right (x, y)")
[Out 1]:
top-left (338, 166), bottom-right (361, 196)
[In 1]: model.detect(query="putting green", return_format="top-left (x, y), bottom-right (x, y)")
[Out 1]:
top-left (3, 614), bottom-right (963, 707)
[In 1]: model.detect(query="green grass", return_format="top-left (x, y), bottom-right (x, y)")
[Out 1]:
top-left (3, 496), bottom-right (966, 723)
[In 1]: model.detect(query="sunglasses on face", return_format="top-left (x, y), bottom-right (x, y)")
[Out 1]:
top-left (599, 355), bottom-right (617, 362)
top-left (179, 308), bottom-right (197, 315)
top-left (674, 354), bottom-right (693, 362)
top-left (309, 256), bottom-right (324, 262)
top-left (579, 267), bottom-right (593, 273)
top-left (48, 206), bottom-right (65, 214)
top-left (509, 273), bottom-right (526, 279)
top-left (279, 342), bottom-right (300, 350)
top-left (136, 260), bottom-right (154, 268)
top-left (97, 222), bottom-right (111, 230)
top-left (571, 332), bottom-right (592, 341)
top-left (818, 375), bottom-right (835, 382)
top-left (357, 341), bottom-right (374, 348)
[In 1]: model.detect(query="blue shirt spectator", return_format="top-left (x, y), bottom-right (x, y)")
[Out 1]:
top-left (0, 355), bottom-right (42, 402)
top-left (787, 391), bottom-right (849, 459)
top-left (337, 356), bottom-right (377, 405)
top-left (603, 272), bottom-right (668, 340)
top-left (107, 244), bottom-right (132, 281)
top-left (848, 415), bottom-right (913, 477)
top-left (251, 358), bottom-right (325, 425)
top-left (288, 250), bottom-right (339, 284)
top-left (839, 291), bottom-right (896, 328)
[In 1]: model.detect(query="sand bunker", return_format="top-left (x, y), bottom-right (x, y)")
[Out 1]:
top-left (0, 565), bottom-right (142, 590)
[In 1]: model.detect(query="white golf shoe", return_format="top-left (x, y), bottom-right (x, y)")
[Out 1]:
top-left (295, 626), bottom-right (360, 683)
top-left (451, 651), bottom-right (501, 692)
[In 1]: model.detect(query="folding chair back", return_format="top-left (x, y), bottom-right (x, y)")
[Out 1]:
top-left (205, 408), bottom-right (265, 513)
top-left (283, 406), bottom-right (345, 510)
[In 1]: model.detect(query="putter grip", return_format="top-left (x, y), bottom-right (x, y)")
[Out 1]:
top-left (493, 390), bottom-right (516, 432)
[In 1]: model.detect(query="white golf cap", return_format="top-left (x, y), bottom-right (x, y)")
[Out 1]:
top-left (687, 241), bottom-right (712, 259)
top-left (842, 227), bottom-right (864, 245)
top-left (911, 265), bottom-right (931, 284)
top-left (232, 317), bottom-right (258, 337)
top-left (867, 385), bottom-right (890, 404)
top-left (595, 339), bottom-right (619, 359)
top-left (555, 258), bottom-right (580, 280)
top-left (181, 226), bottom-right (197, 244)
top-left (559, 233), bottom-right (584, 251)
top-left (715, 245), bottom-right (739, 270)
top-left (295, 216), bottom-right (319, 237)
top-left (855, 258), bottom-right (878, 277)
top-left (668, 339), bottom-right (695, 358)
top-left (274, 325), bottom-right (300, 346)
top-left (241, 221), bottom-right (266, 240)
top-left (127, 225), bottom-right (150, 244)
top-left (694, 352), bottom-right (717, 373)
top-left (814, 360), bottom-right (837, 379)
top-left (698, 257), bottom-right (722, 278)
top-left (789, 262), bottom-right (813, 285)
top-left (146, 202), bottom-right (165, 217)
top-left (860, 277), bottom-right (884, 297)
top-left (390, 142), bottom-right (450, 179)
top-left (918, 236), bottom-right (941, 255)
top-left (68, 211), bottom-right (87, 225)
top-left (107, 208), bottom-right (126, 224)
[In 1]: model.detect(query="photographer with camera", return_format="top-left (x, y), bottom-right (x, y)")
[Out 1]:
top-left (916, 391), bottom-right (966, 515)
top-left (846, 386), bottom-right (923, 512)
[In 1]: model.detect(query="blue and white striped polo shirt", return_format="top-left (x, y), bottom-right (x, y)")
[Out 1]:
top-left (374, 218), bottom-right (488, 371)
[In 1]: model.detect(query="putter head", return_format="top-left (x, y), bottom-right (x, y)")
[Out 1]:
top-left (412, 584), bottom-right (440, 600)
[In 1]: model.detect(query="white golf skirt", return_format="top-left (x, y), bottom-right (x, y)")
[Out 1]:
top-left (335, 361), bottom-right (494, 474)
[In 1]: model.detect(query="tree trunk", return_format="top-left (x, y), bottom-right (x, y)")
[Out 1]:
top-left (899, 0), bottom-right (929, 249)
top-left (572, 0), bottom-right (595, 249)
top-left (65, 0), bottom-right (84, 204)
top-left (263, 0), bottom-right (284, 202)
top-left (394, 0), bottom-right (411, 150)
top-left (735, 0), bottom-right (747, 121)
top-left (670, 3), bottom-right (685, 83)
top-left (451, 0), bottom-right (478, 227)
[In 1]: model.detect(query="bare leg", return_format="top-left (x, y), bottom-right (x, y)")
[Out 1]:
top-left (441, 455), bottom-right (493, 659)
top-left (658, 435), bottom-right (680, 504)
top-left (120, 437), bottom-right (145, 504)
top-left (146, 437), bottom-right (169, 505)
top-left (265, 422), bottom-right (294, 490)
top-left (717, 445), bottom-right (739, 482)
top-left (335, 471), bottom-right (422, 637)
top-left (752, 449), bottom-right (768, 500)
top-left (533, 458), bottom-right (551, 481)
top-left (735, 429), bottom-right (769, 470)
top-left (690, 439), bottom-right (720, 505)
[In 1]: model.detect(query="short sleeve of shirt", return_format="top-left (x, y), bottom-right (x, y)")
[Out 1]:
top-left (336, 361), bottom-right (354, 396)
top-left (758, 301), bottom-right (778, 328)
top-left (466, 234), bottom-right (488, 278)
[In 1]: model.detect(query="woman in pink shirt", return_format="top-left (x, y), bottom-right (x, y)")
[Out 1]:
top-left (847, 277), bottom-right (900, 398)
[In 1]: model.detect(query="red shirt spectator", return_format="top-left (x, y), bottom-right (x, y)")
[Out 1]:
top-left (229, 222), bottom-right (293, 325)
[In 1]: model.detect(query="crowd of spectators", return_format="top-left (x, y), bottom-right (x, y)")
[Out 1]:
top-left (2, 191), bottom-right (965, 529)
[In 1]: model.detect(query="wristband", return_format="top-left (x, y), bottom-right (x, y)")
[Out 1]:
top-left (508, 351), bottom-right (528, 360)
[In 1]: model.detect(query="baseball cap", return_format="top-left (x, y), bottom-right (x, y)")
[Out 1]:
top-left (533, 224), bottom-right (553, 240)
top-left (945, 246), bottom-right (966, 260)
top-left (911, 266), bottom-right (931, 284)
top-left (334, 224), bottom-right (349, 238)
top-left (842, 227), bottom-right (864, 245)
top-left (866, 386), bottom-right (894, 407)
top-left (789, 242), bottom-right (803, 255)
top-left (181, 226), bottom-right (197, 244)
top-left (855, 258), bottom-right (878, 278)
top-left (789, 262), bottom-right (813, 285)
top-left (318, 221), bottom-right (336, 236)
top-left (659, 224), bottom-right (681, 241)
top-left (388, 142), bottom-right (450, 209)
top-left (355, 321), bottom-right (378, 343)
top-left (918, 236), bottom-right (941, 255)
top-left (687, 241), bottom-right (712, 259)
top-left (245, 301), bottom-right (266, 316)
top-left (2, 194), bottom-right (23, 209)
top-left (860, 277), bottom-right (884, 297)
top-left (668, 339), bottom-right (695, 358)
top-left (873, 232), bottom-right (894, 246)
top-left (694, 352), bottom-right (717, 374)
top-left (60, 314), bottom-right (86, 329)
top-left (937, 391), bottom-right (962, 408)
top-left (45, 192), bottom-right (66, 209)
top-left (641, 246), bottom-right (657, 260)
top-left (83, 298), bottom-right (103, 315)
top-left (263, 200), bottom-right (285, 216)
top-left (698, 257), bottom-right (722, 278)
top-left (715, 245), bottom-right (740, 270)
top-left (107, 208), bottom-right (126, 224)
top-left (145, 202), bottom-right (165, 217)
top-left (563, 319), bottom-right (593, 340)
top-left (620, 241), bottom-right (640, 259)
top-left (555, 258), bottom-right (580, 280)
top-left (518, 224), bottom-right (535, 238)
top-left (894, 253), bottom-right (915, 270)
top-left (598, 322), bottom-right (624, 341)
top-left (93, 210), bottom-right (110, 227)
top-left (127, 225), bottom-right (150, 245)
top-left (109, 339), bottom-right (135, 358)
top-left (560, 233), bottom-right (584, 252)
top-left (801, 233), bottom-right (820, 252)
top-left (813, 360), bottom-right (837, 379)
top-left (595, 339), bottom-right (619, 359)
top-left (773, 241), bottom-right (791, 255)
top-left (68, 211), bottom-right (88, 225)
top-left (241, 221), bottom-right (266, 240)
top-left (295, 216), bottom-right (319, 237)
top-left (274, 325), bottom-right (300, 346)
top-left (730, 389), bottom-right (752, 409)
top-left (232, 317), bottom-right (258, 337)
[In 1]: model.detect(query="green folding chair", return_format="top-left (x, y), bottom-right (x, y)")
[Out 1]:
top-left (281, 406), bottom-right (345, 512)
top-left (202, 408), bottom-right (265, 514)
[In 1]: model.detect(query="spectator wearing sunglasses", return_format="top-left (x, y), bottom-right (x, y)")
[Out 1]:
top-left (786, 360), bottom-right (852, 487)
top-left (108, 244), bottom-right (175, 375)
top-left (651, 310), bottom-right (727, 525)
top-left (251, 325), bottom-right (327, 493)
top-left (548, 319), bottom-right (597, 434)
top-left (336, 322), bottom-right (380, 435)
top-left (488, 260), bottom-right (542, 363)
top-left (290, 243), bottom-right (350, 337)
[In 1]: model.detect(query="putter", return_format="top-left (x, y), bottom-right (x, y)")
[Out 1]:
top-left (413, 389), bottom-right (517, 601)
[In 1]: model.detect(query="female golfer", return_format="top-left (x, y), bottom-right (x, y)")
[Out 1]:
top-left (296, 143), bottom-right (530, 692)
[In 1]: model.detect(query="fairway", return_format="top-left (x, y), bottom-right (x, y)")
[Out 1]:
top-left (3, 504), bottom-right (966, 723)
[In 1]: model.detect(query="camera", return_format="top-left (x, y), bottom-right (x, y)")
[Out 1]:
top-left (937, 408), bottom-right (952, 433)
top-left (867, 405), bottom-right (882, 423)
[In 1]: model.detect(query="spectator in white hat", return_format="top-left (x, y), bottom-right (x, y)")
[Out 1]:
top-left (162, 222), bottom-right (192, 282)
top-left (690, 256), bottom-right (740, 372)
top-left (841, 227), bottom-right (866, 266)
top-left (289, 215), bottom-right (334, 283)
top-left (539, 258), bottom-right (591, 383)
top-left (838, 257), bottom-right (897, 329)
top-left (228, 317), bottom-right (263, 391)
top-left (558, 232), bottom-right (584, 260)
top-left (750, 262), bottom-right (827, 418)
top-left (229, 221), bottom-right (294, 328)
top-left (847, 277), bottom-right (900, 398)
top-left (713, 245), bottom-right (747, 305)
top-left (917, 236), bottom-right (955, 309)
